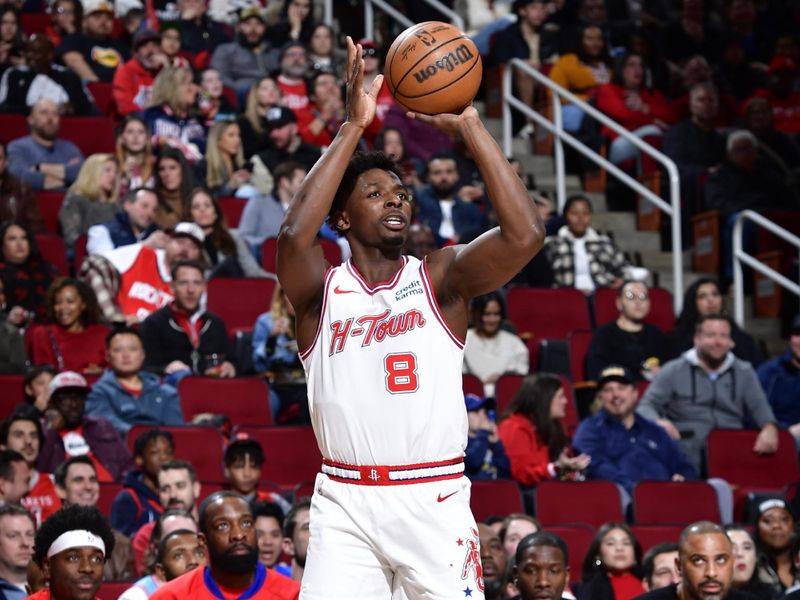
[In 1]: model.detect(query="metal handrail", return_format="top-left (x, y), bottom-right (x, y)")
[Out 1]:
top-left (501, 58), bottom-right (684, 313)
top-left (362, 0), bottom-right (464, 40)
top-left (732, 209), bottom-right (800, 327)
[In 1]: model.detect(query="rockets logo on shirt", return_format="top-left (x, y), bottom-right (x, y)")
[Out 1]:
top-left (329, 308), bottom-right (426, 355)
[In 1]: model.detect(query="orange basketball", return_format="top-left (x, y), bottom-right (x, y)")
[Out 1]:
top-left (384, 21), bottom-right (482, 115)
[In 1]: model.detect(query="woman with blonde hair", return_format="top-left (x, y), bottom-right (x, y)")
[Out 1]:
top-left (58, 153), bottom-right (120, 250)
top-left (201, 121), bottom-right (256, 198)
top-left (144, 65), bottom-right (206, 162)
top-left (238, 76), bottom-right (282, 159)
top-left (115, 116), bottom-right (154, 198)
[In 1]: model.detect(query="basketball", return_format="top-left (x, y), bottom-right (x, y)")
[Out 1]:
top-left (384, 21), bottom-right (482, 115)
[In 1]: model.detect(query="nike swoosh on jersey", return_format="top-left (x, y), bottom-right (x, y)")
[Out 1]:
top-left (437, 490), bottom-right (459, 503)
top-left (333, 285), bottom-right (358, 294)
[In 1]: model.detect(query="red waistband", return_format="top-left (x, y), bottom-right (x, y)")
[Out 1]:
top-left (321, 457), bottom-right (465, 486)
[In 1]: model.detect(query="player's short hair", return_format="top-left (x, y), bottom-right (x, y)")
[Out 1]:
top-left (133, 429), bottom-right (174, 458)
top-left (0, 412), bottom-right (44, 447)
top-left (515, 531), bottom-right (569, 566)
top-left (328, 151), bottom-right (404, 235)
top-left (251, 501), bottom-right (285, 529)
top-left (642, 542), bottom-right (678, 585)
top-left (283, 497), bottom-right (311, 539)
top-left (33, 505), bottom-right (115, 567)
top-left (224, 438), bottom-right (265, 468)
top-left (54, 455), bottom-right (96, 488)
top-left (0, 450), bottom-right (25, 482)
top-left (159, 459), bottom-right (197, 483)
top-left (156, 528), bottom-right (197, 564)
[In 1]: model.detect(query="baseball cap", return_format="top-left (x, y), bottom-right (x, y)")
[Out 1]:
top-left (169, 221), bottom-right (205, 246)
top-left (768, 55), bottom-right (797, 74)
top-left (239, 6), bottom-right (267, 23)
top-left (264, 106), bottom-right (296, 128)
top-left (48, 371), bottom-right (91, 399)
top-left (82, 0), bottom-right (114, 15)
top-left (597, 365), bottom-right (634, 388)
top-left (133, 29), bottom-right (161, 49)
top-left (464, 393), bottom-right (492, 412)
top-left (358, 38), bottom-right (378, 50)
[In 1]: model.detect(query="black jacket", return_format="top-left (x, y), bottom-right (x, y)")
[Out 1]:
top-left (139, 304), bottom-right (231, 375)
top-left (634, 583), bottom-right (761, 600)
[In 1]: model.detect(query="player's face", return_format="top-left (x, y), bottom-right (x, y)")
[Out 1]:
top-left (203, 497), bottom-right (258, 571)
top-left (4, 420), bottom-right (39, 464)
top-left (599, 528), bottom-right (635, 572)
top-left (680, 533), bottom-right (733, 600)
top-left (0, 515), bottom-right (34, 571)
top-left (45, 546), bottom-right (105, 600)
top-left (255, 515), bottom-right (282, 567)
top-left (60, 462), bottom-right (99, 507)
top-left (479, 523), bottom-right (507, 591)
top-left (341, 169), bottom-right (412, 247)
top-left (226, 455), bottom-right (261, 495)
top-left (647, 551), bottom-right (679, 590)
top-left (503, 518), bottom-right (539, 558)
top-left (515, 544), bottom-right (568, 600)
top-left (159, 532), bottom-right (206, 581)
top-left (158, 468), bottom-right (199, 513)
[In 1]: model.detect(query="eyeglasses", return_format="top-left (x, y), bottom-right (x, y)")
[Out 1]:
top-left (55, 6), bottom-right (75, 13)
top-left (623, 291), bottom-right (649, 301)
top-left (362, 47), bottom-right (377, 57)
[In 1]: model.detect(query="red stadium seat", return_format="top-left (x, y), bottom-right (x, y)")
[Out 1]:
top-left (74, 233), bottom-right (88, 272)
top-left (506, 288), bottom-right (591, 370)
top-left (462, 373), bottom-right (484, 398)
top-left (632, 481), bottom-right (721, 525)
top-left (544, 524), bottom-right (595, 578)
top-left (97, 482), bottom-right (123, 518)
top-left (0, 113), bottom-right (29, 143)
top-left (494, 374), bottom-right (578, 435)
top-left (470, 479), bottom-right (524, 522)
top-left (593, 287), bottom-right (675, 332)
top-left (206, 277), bottom-right (276, 334)
top-left (234, 426), bottom-right (321, 489)
top-left (630, 525), bottom-right (684, 553)
top-left (0, 375), bottom-right (25, 415)
top-left (97, 582), bottom-right (131, 600)
top-left (568, 329), bottom-right (594, 383)
top-left (706, 429), bottom-right (799, 519)
top-left (218, 196), bottom-right (246, 228)
top-left (35, 234), bottom-right (68, 275)
top-left (536, 481), bottom-right (624, 529)
top-left (60, 116), bottom-right (115, 155)
top-left (319, 239), bottom-right (343, 267)
top-left (87, 82), bottom-right (115, 117)
top-left (126, 425), bottom-right (227, 482)
top-left (178, 377), bottom-right (273, 427)
top-left (262, 238), bottom-right (342, 274)
top-left (21, 12), bottom-right (49, 34)
top-left (35, 191), bottom-right (65, 234)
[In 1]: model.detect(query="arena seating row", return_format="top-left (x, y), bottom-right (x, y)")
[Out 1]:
top-left (0, 114), bottom-right (115, 155)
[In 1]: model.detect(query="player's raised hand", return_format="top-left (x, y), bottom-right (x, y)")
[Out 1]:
top-left (344, 36), bottom-right (383, 130)
top-left (409, 105), bottom-right (481, 138)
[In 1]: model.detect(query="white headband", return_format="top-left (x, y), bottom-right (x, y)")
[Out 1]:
top-left (758, 498), bottom-right (786, 515)
top-left (47, 530), bottom-right (106, 559)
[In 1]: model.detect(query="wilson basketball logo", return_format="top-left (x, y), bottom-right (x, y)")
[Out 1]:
top-left (329, 309), bottom-right (426, 355)
top-left (413, 43), bottom-right (475, 83)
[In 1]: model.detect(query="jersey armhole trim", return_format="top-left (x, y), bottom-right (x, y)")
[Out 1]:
top-left (298, 266), bottom-right (335, 361)
top-left (420, 258), bottom-right (465, 349)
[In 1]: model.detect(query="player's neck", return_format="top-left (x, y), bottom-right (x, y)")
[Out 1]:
top-left (349, 245), bottom-right (404, 286)
top-left (209, 564), bottom-right (256, 591)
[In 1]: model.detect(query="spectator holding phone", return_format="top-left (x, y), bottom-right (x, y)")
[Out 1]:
top-left (464, 394), bottom-right (510, 480)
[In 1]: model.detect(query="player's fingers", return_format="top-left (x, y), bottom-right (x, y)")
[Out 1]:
top-left (407, 111), bottom-right (433, 124)
top-left (368, 74), bottom-right (384, 100)
top-left (345, 36), bottom-right (354, 83)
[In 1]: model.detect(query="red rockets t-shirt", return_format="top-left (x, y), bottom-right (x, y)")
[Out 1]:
top-left (150, 564), bottom-right (299, 600)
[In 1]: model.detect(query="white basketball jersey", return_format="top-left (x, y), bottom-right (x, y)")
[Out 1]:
top-left (300, 255), bottom-right (468, 466)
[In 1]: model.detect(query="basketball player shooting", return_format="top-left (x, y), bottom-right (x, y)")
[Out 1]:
top-left (277, 37), bottom-right (544, 599)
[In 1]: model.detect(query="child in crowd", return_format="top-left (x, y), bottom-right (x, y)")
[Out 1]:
top-left (464, 393), bottom-right (511, 480)
top-left (223, 436), bottom-right (290, 513)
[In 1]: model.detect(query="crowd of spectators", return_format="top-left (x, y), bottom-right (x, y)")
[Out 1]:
top-left (0, 0), bottom-right (797, 599)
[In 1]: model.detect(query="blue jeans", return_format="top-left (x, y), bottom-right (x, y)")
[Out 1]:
top-left (609, 124), bottom-right (663, 164)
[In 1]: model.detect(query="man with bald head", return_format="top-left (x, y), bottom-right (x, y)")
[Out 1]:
top-left (0, 33), bottom-right (95, 115)
top-left (635, 521), bottom-right (753, 600)
top-left (6, 98), bottom-right (83, 190)
top-left (150, 492), bottom-right (299, 600)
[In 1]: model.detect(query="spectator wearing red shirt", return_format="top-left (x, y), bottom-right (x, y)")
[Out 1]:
top-left (276, 41), bottom-right (310, 121)
top-left (29, 278), bottom-right (109, 375)
top-left (497, 374), bottom-right (590, 487)
top-left (113, 29), bottom-right (165, 116)
top-left (753, 56), bottom-right (800, 135)
top-left (150, 492), bottom-right (299, 600)
top-left (595, 52), bottom-right (676, 165)
top-left (296, 70), bottom-right (343, 148)
top-left (0, 413), bottom-right (61, 527)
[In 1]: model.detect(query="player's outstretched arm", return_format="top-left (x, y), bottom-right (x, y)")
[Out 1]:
top-left (412, 108), bottom-right (545, 301)
top-left (277, 37), bottom-right (383, 346)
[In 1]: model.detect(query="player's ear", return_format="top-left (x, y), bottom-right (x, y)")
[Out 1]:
top-left (334, 210), bottom-right (350, 234)
top-left (282, 537), bottom-right (294, 557)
